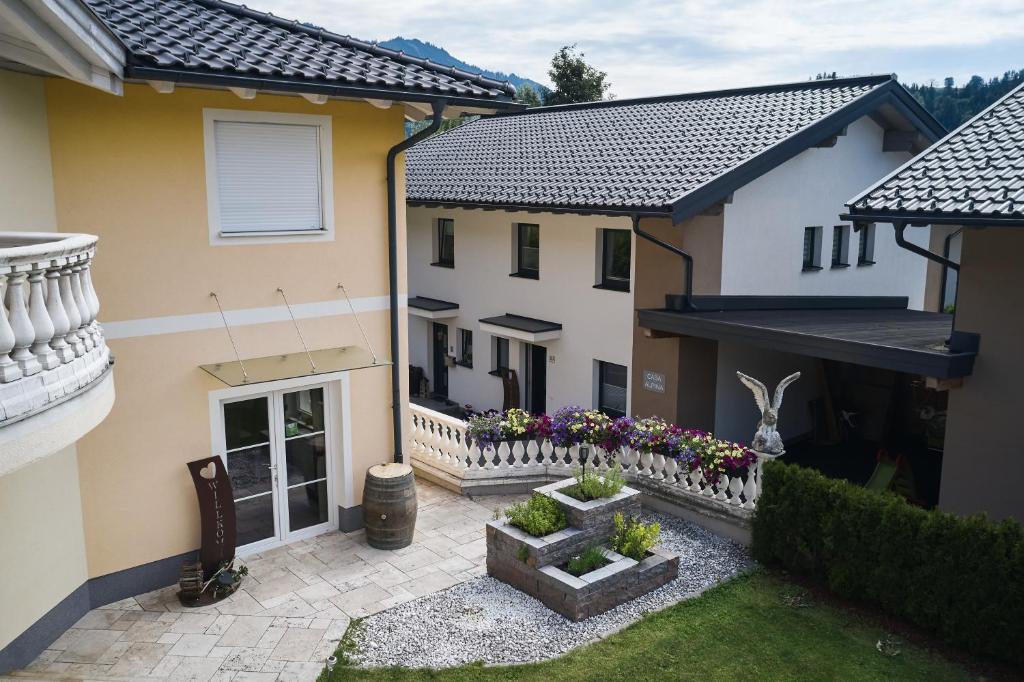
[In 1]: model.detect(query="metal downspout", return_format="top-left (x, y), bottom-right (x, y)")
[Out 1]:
top-left (631, 214), bottom-right (698, 311)
top-left (386, 99), bottom-right (446, 463)
top-left (938, 227), bottom-right (963, 312)
top-left (889, 221), bottom-right (962, 345)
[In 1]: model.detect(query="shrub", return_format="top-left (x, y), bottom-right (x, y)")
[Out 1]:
top-left (566, 545), bottom-right (609, 577)
top-left (505, 493), bottom-right (567, 537)
top-left (752, 461), bottom-right (1024, 666)
top-left (563, 464), bottom-right (625, 502)
top-left (610, 513), bottom-right (660, 560)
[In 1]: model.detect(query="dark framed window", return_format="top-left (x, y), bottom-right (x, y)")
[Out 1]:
top-left (491, 336), bottom-right (509, 374)
top-left (597, 361), bottom-right (627, 418)
top-left (433, 218), bottom-right (454, 268)
top-left (599, 229), bottom-right (631, 291)
top-left (514, 223), bottom-right (539, 279)
top-left (831, 225), bottom-right (849, 267)
top-left (857, 224), bottom-right (876, 265)
top-left (458, 328), bottom-right (473, 368)
top-left (802, 226), bottom-right (822, 271)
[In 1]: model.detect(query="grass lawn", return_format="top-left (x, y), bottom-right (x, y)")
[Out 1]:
top-left (321, 570), bottom-right (976, 682)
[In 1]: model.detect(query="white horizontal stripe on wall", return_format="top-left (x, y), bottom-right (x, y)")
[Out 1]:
top-left (102, 294), bottom-right (406, 340)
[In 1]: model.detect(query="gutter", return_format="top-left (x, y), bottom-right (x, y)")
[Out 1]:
top-left (631, 215), bottom-right (698, 311)
top-left (387, 99), bottom-right (447, 464)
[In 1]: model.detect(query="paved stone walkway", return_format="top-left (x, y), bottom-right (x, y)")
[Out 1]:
top-left (8, 481), bottom-right (526, 682)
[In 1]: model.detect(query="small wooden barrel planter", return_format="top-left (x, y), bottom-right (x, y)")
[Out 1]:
top-left (364, 463), bottom-right (417, 549)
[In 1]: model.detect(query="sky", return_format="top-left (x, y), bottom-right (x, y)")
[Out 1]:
top-left (255, 0), bottom-right (1024, 98)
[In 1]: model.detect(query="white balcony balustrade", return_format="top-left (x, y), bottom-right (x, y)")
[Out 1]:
top-left (408, 403), bottom-right (769, 536)
top-left (0, 232), bottom-right (111, 425)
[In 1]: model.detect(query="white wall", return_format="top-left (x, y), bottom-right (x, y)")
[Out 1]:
top-left (713, 341), bottom-right (823, 444)
top-left (720, 116), bottom-right (930, 310)
top-left (407, 207), bottom-right (635, 413)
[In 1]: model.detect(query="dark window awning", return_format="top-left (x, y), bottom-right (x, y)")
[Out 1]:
top-left (638, 297), bottom-right (976, 379)
top-left (479, 313), bottom-right (562, 343)
top-left (408, 296), bottom-right (459, 320)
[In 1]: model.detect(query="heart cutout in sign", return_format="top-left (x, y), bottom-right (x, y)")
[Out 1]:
top-left (199, 461), bottom-right (217, 480)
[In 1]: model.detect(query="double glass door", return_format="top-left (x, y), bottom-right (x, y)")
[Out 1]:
top-left (221, 385), bottom-right (332, 551)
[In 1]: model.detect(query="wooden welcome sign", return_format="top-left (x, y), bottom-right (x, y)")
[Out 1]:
top-left (185, 456), bottom-right (236, 579)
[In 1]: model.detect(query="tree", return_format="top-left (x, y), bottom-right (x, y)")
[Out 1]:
top-left (545, 44), bottom-right (611, 105)
top-left (515, 83), bottom-right (543, 107)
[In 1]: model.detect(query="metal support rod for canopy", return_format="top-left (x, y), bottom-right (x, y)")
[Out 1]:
top-left (210, 292), bottom-right (249, 383)
top-left (276, 288), bottom-right (316, 373)
top-left (338, 282), bottom-right (378, 364)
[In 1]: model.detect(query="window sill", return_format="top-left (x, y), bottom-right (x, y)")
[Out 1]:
top-left (456, 360), bottom-right (473, 369)
top-left (430, 261), bottom-right (455, 269)
top-left (509, 272), bottom-right (539, 280)
top-left (830, 263), bottom-right (850, 269)
top-left (857, 260), bottom-right (876, 267)
top-left (593, 282), bottom-right (630, 293)
top-left (801, 265), bottom-right (823, 272)
top-left (488, 369), bottom-right (509, 378)
top-left (218, 229), bottom-right (329, 238)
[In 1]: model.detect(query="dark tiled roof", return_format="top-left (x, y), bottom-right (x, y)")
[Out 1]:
top-left (84, 0), bottom-right (516, 103)
top-left (848, 83), bottom-right (1024, 224)
top-left (408, 296), bottom-right (459, 312)
top-left (479, 314), bottom-right (562, 333)
top-left (407, 75), bottom-right (941, 217)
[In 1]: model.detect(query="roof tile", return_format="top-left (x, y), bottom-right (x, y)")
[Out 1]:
top-left (849, 83), bottom-right (1024, 220)
top-left (85, 0), bottom-right (515, 101)
top-left (407, 78), bottom-right (891, 211)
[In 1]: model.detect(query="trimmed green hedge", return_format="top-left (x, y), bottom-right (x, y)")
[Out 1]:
top-left (752, 461), bottom-right (1024, 666)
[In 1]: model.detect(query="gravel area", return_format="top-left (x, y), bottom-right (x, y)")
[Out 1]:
top-left (350, 512), bottom-right (752, 668)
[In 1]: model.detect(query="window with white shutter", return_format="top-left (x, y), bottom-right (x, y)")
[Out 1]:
top-left (203, 109), bottom-right (334, 244)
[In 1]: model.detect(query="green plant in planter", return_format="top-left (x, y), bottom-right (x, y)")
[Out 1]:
top-left (610, 513), bottom-right (660, 561)
top-left (566, 545), bottom-right (609, 577)
top-left (505, 493), bottom-right (567, 537)
top-left (564, 462), bottom-right (625, 502)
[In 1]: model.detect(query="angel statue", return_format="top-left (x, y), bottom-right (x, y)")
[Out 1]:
top-left (736, 371), bottom-right (801, 455)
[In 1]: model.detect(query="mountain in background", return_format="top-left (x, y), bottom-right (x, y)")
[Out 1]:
top-left (379, 37), bottom-right (548, 98)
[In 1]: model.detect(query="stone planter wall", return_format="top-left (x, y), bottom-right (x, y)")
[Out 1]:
top-left (486, 479), bottom-right (679, 621)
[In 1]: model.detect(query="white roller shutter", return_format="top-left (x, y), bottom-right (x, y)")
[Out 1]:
top-left (213, 121), bottom-right (323, 233)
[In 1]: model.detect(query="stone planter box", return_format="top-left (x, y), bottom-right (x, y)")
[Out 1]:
top-left (487, 478), bottom-right (677, 620)
top-left (486, 519), bottom-right (594, 569)
top-left (535, 477), bottom-right (642, 533)
top-left (494, 546), bottom-right (679, 621)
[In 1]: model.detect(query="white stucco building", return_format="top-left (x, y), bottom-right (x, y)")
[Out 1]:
top-left (405, 76), bottom-right (946, 444)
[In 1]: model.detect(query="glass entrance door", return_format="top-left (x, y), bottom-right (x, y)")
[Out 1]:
top-left (221, 384), bottom-right (333, 552)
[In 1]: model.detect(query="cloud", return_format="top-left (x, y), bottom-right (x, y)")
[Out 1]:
top-left (254, 0), bottom-right (1024, 97)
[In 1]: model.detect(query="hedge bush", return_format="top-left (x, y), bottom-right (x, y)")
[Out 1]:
top-left (752, 461), bottom-right (1024, 666)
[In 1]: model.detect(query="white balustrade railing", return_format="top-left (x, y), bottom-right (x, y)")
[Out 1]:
top-left (0, 232), bottom-right (111, 423)
top-left (408, 403), bottom-right (769, 512)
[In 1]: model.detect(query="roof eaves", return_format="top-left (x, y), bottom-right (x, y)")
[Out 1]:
top-left (840, 210), bottom-right (1024, 228)
top-left (407, 198), bottom-right (671, 217)
top-left (125, 65), bottom-right (523, 110)
top-left (668, 78), bottom-right (907, 224)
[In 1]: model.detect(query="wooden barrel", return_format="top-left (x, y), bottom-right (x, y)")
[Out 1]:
top-left (363, 463), bottom-right (417, 550)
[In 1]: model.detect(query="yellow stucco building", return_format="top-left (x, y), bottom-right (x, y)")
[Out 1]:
top-left (0, 0), bottom-right (516, 671)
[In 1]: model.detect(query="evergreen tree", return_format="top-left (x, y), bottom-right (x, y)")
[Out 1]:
top-left (545, 44), bottom-right (611, 105)
top-left (515, 83), bottom-right (543, 107)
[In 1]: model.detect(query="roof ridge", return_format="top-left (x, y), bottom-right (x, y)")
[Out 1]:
top-left (187, 0), bottom-right (516, 96)
top-left (496, 74), bottom-right (896, 117)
